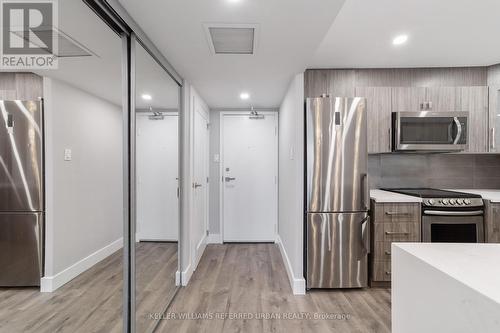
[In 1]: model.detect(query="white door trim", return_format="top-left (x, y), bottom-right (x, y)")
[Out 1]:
top-left (219, 111), bottom-right (279, 242)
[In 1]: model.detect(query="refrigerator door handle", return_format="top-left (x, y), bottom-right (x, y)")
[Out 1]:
top-left (361, 216), bottom-right (370, 255)
top-left (361, 173), bottom-right (369, 210)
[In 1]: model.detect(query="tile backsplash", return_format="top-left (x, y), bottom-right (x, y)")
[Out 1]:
top-left (369, 154), bottom-right (500, 189)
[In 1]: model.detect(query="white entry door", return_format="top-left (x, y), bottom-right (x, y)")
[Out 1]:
top-left (136, 113), bottom-right (178, 241)
top-left (192, 105), bottom-right (209, 265)
top-left (222, 112), bottom-right (278, 242)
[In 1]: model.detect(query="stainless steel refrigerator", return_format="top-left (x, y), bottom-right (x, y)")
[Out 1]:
top-left (305, 96), bottom-right (370, 289)
top-left (0, 100), bottom-right (44, 286)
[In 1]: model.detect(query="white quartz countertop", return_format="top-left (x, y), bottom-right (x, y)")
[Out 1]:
top-left (447, 189), bottom-right (500, 203)
top-left (394, 243), bottom-right (500, 305)
top-left (370, 189), bottom-right (423, 203)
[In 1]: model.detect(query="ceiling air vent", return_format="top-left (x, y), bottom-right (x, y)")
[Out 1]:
top-left (204, 24), bottom-right (259, 55)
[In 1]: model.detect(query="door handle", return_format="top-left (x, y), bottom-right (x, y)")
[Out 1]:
top-left (361, 173), bottom-right (369, 210)
top-left (453, 117), bottom-right (462, 145)
top-left (225, 177), bottom-right (236, 182)
top-left (361, 216), bottom-right (370, 255)
top-left (193, 182), bottom-right (202, 189)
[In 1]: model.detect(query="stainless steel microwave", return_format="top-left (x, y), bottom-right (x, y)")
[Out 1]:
top-left (392, 111), bottom-right (469, 151)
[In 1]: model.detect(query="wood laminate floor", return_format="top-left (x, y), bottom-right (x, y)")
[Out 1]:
top-left (0, 242), bottom-right (178, 333)
top-left (156, 244), bottom-right (391, 333)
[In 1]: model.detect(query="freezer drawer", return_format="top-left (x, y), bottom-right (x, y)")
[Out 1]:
top-left (306, 212), bottom-right (370, 289)
top-left (0, 212), bottom-right (43, 286)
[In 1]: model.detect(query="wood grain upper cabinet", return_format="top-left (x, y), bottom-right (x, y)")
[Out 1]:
top-left (355, 87), bottom-right (392, 153)
top-left (391, 87), bottom-right (426, 111)
top-left (489, 86), bottom-right (500, 152)
top-left (459, 86), bottom-right (489, 152)
top-left (425, 87), bottom-right (461, 111)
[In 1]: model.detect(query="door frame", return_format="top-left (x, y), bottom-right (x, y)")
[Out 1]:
top-left (219, 111), bottom-right (279, 243)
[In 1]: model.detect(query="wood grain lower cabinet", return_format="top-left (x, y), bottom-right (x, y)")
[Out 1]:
top-left (484, 200), bottom-right (500, 243)
top-left (370, 201), bottom-right (421, 283)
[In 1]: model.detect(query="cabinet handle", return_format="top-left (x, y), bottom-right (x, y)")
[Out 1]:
top-left (388, 128), bottom-right (392, 151)
top-left (385, 211), bottom-right (412, 216)
top-left (385, 271), bottom-right (391, 275)
top-left (491, 128), bottom-right (496, 150)
top-left (385, 231), bottom-right (410, 235)
top-left (385, 251), bottom-right (391, 255)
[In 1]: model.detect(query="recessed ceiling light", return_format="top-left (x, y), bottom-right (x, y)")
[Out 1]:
top-left (141, 94), bottom-right (152, 101)
top-left (227, 0), bottom-right (242, 3)
top-left (393, 34), bottom-right (408, 46)
top-left (240, 92), bottom-right (250, 100)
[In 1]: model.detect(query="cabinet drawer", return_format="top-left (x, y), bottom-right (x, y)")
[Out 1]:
top-left (374, 223), bottom-right (420, 242)
top-left (372, 261), bottom-right (391, 282)
top-left (373, 241), bottom-right (393, 261)
top-left (379, 203), bottom-right (419, 223)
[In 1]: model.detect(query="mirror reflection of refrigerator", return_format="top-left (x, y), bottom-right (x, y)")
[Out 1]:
top-left (0, 100), bottom-right (44, 286)
top-left (305, 96), bottom-right (370, 289)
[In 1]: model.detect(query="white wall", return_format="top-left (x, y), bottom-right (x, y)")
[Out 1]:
top-left (42, 77), bottom-right (123, 291)
top-left (277, 73), bottom-right (305, 295)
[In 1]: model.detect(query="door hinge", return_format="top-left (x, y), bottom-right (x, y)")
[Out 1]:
top-left (206, 177), bottom-right (209, 183)
top-left (206, 123), bottom-right (211, 129)
top-left (206, 230), bottom-right (209, 236)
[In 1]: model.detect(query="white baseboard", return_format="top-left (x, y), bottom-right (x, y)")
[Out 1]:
top-left (40, 238), bottom-right (123, 292)
top-left (194, 234), bottom-right (207, 270)
top-left (206, 233), bottom-right (222, 244)
top-left (276, 235), bottom-right (306, 295)
top-left (181, 263), bottom-right (193, 286)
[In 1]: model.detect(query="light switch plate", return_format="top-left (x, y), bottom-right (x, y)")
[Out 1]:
top-left (64, 148), bottom-right (72, 161)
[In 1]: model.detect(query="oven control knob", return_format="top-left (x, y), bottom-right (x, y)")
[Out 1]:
top-left (449, 199), bottom-right (456, 205)
top-left (464, 199), bottom-right (471, 205)
top-left (442, 199), bottom-right (449, 205)
top-left (427, 199), bottom-right (435, 205)
top-left (457, 199), bottom-right (464, 205)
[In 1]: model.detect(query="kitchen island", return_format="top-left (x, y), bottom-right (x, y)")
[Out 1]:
top-left (392, 243), bottom-right (500, 333)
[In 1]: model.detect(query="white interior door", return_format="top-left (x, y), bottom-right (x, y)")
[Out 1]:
top-left (222, 113), bottom-right (278, 242)
top-left (136, 113), bottom-right (178, 241)
top-left (192, 106), bottom-right (209, 265)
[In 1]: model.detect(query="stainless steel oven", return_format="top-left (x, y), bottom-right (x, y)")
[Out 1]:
top-left (392, 111), bottom-right (469, 151)
top-left (422, 204), bottom-right (484, 243)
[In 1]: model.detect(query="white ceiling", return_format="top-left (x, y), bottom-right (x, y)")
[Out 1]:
top-left (312, 0), bottom-right (500, 68)
top-left (118, 0), bottom-right (346, 109)
top-left (35, 0), bottom-right (179, 110)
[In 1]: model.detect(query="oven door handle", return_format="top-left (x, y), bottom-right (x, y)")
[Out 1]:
top-left (423, 210), bottom-right (483, 216)
top-left (453, 117), bottom-right (462, 145)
